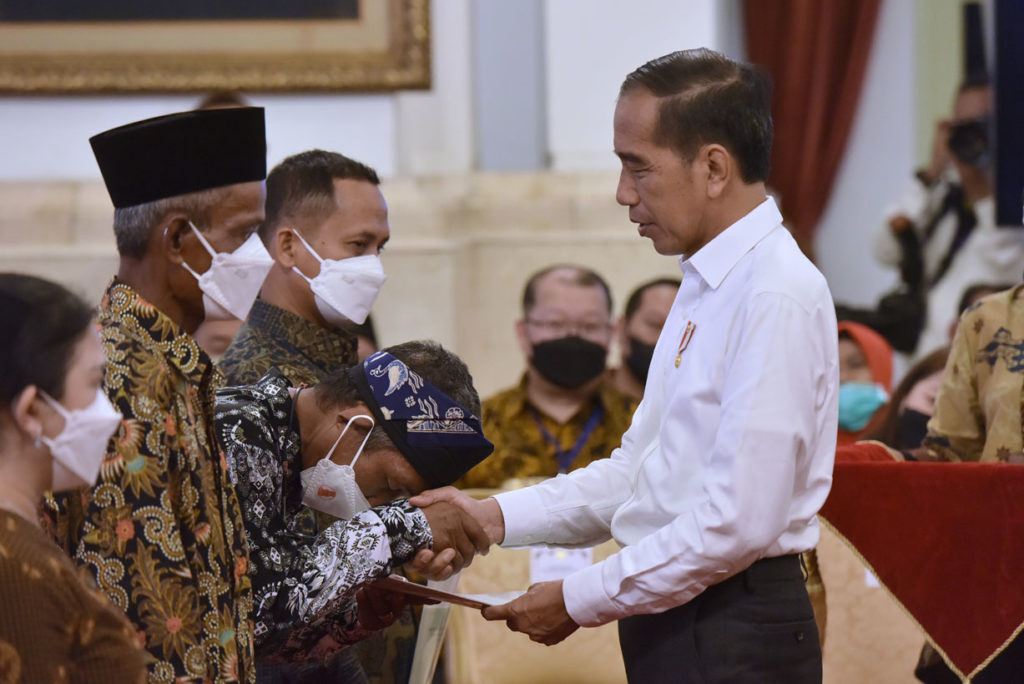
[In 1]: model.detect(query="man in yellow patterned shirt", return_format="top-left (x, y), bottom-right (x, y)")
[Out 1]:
top-left (47, 107), bottom-right (270, 684)
top-left (458, 265), bottom-right (637, 489)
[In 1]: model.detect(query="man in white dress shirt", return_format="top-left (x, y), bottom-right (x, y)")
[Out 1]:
top-left (411, 48), bottom-right (838, 683)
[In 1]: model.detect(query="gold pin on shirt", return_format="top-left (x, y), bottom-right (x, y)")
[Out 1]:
top-left (675, 321), bottom-right (695, 367)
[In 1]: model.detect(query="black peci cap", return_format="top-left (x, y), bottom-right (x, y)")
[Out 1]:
top-left (90, 107), bottom-right (267, 208)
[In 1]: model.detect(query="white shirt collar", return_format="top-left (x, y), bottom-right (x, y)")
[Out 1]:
top-left (680, 196), bottom-right (784, 289)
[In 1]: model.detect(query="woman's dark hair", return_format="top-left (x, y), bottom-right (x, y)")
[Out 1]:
top-left (0, 273), bottom-right (95, 406)
top-left (864, 346), bottom-right (950, 449)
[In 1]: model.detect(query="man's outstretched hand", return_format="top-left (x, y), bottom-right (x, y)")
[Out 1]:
top-left (481, 580), bottom-right (580, 646)
top-left (414, 499), bottom-right (491, 580)
top-left (406, 487), bottom-right (506, 578)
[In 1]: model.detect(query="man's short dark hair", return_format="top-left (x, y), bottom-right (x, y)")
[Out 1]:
top-left (314, 340), bottom-right (481, 453)
top-left (624, 277), bottom-right (681, 321)
top-left (261, 149), bottom-right (380, 243)
top-left (620, 48), bottom-right (773, 183)
top-left (957, 282), bottom-right (1013, 316)
top-left (521, 264), bottom-right (613, 316)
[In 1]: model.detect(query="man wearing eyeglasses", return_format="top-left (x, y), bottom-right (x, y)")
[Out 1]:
top-left (457, 264), bottom-right (637, 489)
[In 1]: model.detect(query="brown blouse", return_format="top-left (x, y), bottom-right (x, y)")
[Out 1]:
top-left (0, 508), bottom-right (145, 684)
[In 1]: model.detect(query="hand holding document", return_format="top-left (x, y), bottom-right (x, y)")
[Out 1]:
top-left (481, 579), bottom-right (581, 646)
top-left (374, 573), bottom-right (524, 610)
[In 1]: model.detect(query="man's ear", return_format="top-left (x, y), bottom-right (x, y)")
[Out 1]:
top-left (274, 227), bottom-right (299, 268)
top-left (703, 144), bottom-right (731, 199)
top-left (161, 215), bottom-right (192, 266)
top-left (11, 385), bottom-right (44, 442)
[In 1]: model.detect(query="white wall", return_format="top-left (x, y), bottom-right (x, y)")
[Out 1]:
top-left (0, 93), bottom-right (398, 181)
top-left (395, 0), bottom-right (474, 175)
top-left (0, 0), bottom-right (919, 318)
top-left (543, 0), bottom-right (721, 171)
top-left (815, 0), bottom-right (916, 306)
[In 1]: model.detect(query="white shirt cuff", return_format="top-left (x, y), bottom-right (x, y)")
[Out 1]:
top-left (493, 487), bottom-right (551, 547)
top-left (562, 561), bottom-right (619, 627)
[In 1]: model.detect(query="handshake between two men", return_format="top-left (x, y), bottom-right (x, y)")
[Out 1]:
top-left (213, 344), bottom-right (577, 668)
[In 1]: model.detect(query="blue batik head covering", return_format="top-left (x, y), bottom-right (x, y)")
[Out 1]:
top-left (347, 350), bottom-right (493, 488)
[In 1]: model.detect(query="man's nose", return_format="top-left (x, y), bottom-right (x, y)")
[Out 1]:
top-left (616, 168), bottom-right (638, 207)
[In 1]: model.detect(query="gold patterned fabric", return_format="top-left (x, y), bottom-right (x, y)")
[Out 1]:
top-left (802, 548), bottom-right (827, 648)
top-left (924, 285), bottom-right (1024, 463)
top-left (219, 299), bottom-right (356, 387)
top-left (457, 375), bottom-right (637, 489)
top-left (0, 509), bottom-right (146, 684)
top-left (46, 279), bottom-right (254, 684)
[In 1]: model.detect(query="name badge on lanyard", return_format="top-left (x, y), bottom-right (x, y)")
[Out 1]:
top-left (675, 320), bottom-right (696, 368)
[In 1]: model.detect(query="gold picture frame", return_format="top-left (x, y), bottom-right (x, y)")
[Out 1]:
top-left (0, 0), bottom-right (430, 93)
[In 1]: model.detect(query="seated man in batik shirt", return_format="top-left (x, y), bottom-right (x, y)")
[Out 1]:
top-left (457, 264), bottom-right (637, 490)
top-left (213, 342), bottom-right (494, 666)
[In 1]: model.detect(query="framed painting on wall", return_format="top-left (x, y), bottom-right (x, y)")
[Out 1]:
top-left (0, 0), bottom-right (430, 93)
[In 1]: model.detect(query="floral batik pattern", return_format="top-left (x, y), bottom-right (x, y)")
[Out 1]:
top-left (925, 285), bottom-right (1024, 463)
top-left (213, 371), bottom-right (433, 663)
top-left (46, 279), bottom-right (254, 684)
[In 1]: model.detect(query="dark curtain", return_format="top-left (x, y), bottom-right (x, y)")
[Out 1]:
top-left (744, 0), bottom-right (881, 259)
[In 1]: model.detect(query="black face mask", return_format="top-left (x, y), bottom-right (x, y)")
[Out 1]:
top-left (624, 337), bottom-right (657, 385)
top-left (896, 408), bottom-right (931, 449)
top-left (531, 336), bottom-right (607, 389)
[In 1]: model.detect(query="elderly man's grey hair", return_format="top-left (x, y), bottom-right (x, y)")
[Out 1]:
top-left (112, 186), bottom-right (231, 259)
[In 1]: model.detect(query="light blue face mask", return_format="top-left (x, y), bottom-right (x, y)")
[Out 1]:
top-left (838, 382), bottom-right (889, 432)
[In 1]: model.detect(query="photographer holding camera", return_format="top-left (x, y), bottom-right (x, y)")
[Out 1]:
top-left (870, 74), bottom-right (1024, 358)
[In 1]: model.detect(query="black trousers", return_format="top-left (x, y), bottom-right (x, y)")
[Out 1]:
top-left (618, 554), bottom-right (821, 684)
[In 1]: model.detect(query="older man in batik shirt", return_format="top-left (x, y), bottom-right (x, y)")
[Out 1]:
top-left (47, 107), bottom-right (269, 683)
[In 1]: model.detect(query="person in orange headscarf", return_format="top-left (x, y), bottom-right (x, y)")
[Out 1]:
top-left (836, 320), bottom-right (894, 447)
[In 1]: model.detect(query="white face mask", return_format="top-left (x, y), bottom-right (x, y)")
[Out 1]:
top-left (182, 222), bottom-right (274, 321)
top-left (300, 414), bottom-right (374, 519)
top-left (38, 389), bottom-right (122, 492)
top-left (290, 229), bottom-right (386, 326)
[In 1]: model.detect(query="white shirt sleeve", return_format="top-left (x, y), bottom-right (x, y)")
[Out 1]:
top-left (495, 399), bottom-right (648, 548)
top-left (559, 292), bottom-right (836, 627)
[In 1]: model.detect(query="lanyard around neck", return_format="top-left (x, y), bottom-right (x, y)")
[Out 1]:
top-left (529, 403), bottom-right (604, 473)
